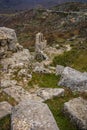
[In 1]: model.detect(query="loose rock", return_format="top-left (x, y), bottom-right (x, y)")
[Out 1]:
top-left (56, 65), bottom-right (64, 75)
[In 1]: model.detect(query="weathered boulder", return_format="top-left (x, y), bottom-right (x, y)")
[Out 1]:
top-left (0, 101), bottom-right (12, 119)
top-left (58, 67), bottom-right (87, 91)
top-left (63, 97), bottom-right (87, 130)
top-left (11, 100), bottom-right (59, 130)
top-left (0, 27), bottom-right (24, 59)
top-left (56, 65), bottom-right (64, 75)
top-left (36, 88), bottom-right (64, 101)
top-left (0, 27), bottom-right (17, 51)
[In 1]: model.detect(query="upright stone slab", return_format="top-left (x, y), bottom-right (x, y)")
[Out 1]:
top-left (35, 32), bottom-right (48, 61)
top-left (35, 32), bottom-right (47, 52)
top-left (11, 100), bottom-right (59, 130)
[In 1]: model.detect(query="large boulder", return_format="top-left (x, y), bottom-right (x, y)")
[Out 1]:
top-left (0, 27), bottom-right (17, 51)
top-left (58, 67), bottom-right (87, 91)
top-left (0, 27), bottom-right (23, 59)
top-left (63, 97), bottom-right (87, 130)
top-left (11, 100), bottom-right (59, 130)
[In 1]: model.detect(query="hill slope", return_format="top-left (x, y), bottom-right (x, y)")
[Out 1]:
top-left (0, 0), bottom-right (87, 13)
top-left (0, 2), bottom-right (87, 72)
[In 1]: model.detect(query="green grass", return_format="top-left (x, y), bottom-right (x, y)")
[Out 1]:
top-left (0, 90), bottom-right (17, 106)
top-left (28, 73), bottom-right (60, 89)
top-left (45, 89), bottom-right (79, 130)
top-left (0, 115), bottom-right (11, 130)
top-left (52, 40), bottom-right (87, 72)
top-left (27, 72), bottom-right (84, 130)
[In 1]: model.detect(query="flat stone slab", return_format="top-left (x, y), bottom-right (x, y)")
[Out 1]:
top-left (3, 86), bottom-right (43, 103)
top-left (36, 88), bottom-right (64, 101)
top-left (11, 100), bottom-right (59, 130)
top-left (0, 101), bottom-right (12, 119)
top-left (63, 97), bottom-right (87, 130)
top-left (3, 86), bottom-right (32, 102)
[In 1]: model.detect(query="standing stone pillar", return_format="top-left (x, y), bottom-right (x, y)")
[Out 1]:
top-left (35, 32), bottom-right (47, 61)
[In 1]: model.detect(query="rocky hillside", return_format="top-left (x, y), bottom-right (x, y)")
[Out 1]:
top-left (0, 27), bottom-right (87, 130)
top-left (0, 2), bottom-right (87, 130)
top-left (0, 0), bottom-right (87, 13)
top-left (0, 2), bottom-right (87, 48)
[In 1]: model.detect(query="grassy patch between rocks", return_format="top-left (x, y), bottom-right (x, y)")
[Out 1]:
top-left (28, 73), bottom-right (61, 89)
top-left (52, 41), bottom-right (87, 72)
top-left (45, 89), bottom-right (80, 130)
top-left (0, 115), bottom-right (11, 130)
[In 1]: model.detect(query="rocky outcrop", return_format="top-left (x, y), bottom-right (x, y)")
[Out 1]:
top-left (58, 67), bottom-right (87, 91)
top-left (0, 27), bottom-right (24, 59)
top-left (11, 100), bottom-right (59, 130)
top-left (0, 101), bottom-right (12, 119)
top-left (1, 49), bottom-right (31, 70)
top-left (63, 97), bottom-right (87, 130)
top-left (0, 27), bottom-right (17, 58)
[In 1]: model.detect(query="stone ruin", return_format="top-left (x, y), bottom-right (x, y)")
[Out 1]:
top-left (35, 32), bottom-right (48, 61)
top-left (35, 32), bottom-right (47, 52)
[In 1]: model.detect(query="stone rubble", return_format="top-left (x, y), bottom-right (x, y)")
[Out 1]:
top-left (0, 27), bottom-right (87, 130)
